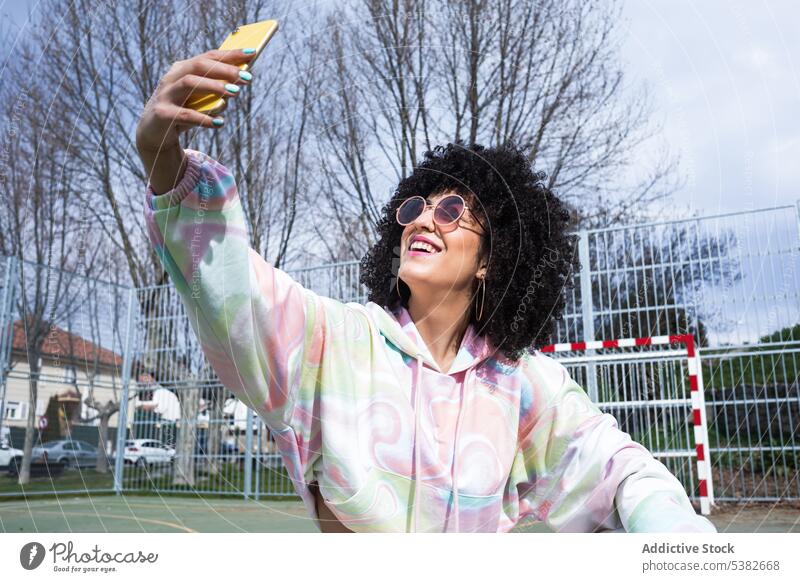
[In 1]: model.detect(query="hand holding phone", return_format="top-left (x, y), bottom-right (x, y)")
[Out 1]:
top-left (136, 48), bottom-right (253, 152)
top-left (135, 20), bottom-right (278, 193)
top-left (136, 19), bottom-right (279, 151)
top-left (185, 19), bottom-right (279, 116)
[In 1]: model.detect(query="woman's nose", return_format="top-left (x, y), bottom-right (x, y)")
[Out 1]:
top-left (413, 204), bottom-right (436, 229)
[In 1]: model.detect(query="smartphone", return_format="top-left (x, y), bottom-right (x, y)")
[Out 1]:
top-left (185, 19), bottom-right (279, 116)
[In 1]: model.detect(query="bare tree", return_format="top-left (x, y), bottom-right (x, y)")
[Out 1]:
top-left (177, 0), bottom-right (319, 481)
top-left (310, 0), bottom-right (681, 259)
top-left (310, 2), bottom-right (434, 257)
top-left (190, 0), bottom-right (318, 270)
top-left (0, 51), bottom-right (104, 483)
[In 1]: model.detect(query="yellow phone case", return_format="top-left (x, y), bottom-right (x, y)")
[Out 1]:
top-left (185, 19), bottom-right (279, 116)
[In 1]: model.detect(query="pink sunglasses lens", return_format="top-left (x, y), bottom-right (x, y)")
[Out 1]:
top-left (434, 195), bottom-right (464, 225)
top-left (397, 197), bottom-right (425, 224)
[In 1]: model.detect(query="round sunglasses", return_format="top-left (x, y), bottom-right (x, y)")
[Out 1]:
top-left (395, 194), bottom-right (486, 231)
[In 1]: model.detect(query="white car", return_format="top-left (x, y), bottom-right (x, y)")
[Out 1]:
top-left (115, 439), bottom-right (175, 467)
top-left (0, 439), bottom-right (24, 469)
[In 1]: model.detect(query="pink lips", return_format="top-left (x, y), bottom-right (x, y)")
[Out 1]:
top-left (410, 234), bottom-right (442, 251)
top-left (407, 234), bottom-right (443, 257)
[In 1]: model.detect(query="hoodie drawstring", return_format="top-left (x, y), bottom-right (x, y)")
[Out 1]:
top-left (413, 355), bottom-right (423, 532)
top-left (451, 367), bottom-right (471, 533)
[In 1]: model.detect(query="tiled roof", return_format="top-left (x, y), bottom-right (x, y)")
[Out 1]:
top-left (11, 318), bottom-right (124, 368)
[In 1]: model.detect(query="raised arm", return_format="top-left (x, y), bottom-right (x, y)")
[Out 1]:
top-left (136, 51), bottom-right (374, 495)
top-left (509, 353), bottom-right (717, 533)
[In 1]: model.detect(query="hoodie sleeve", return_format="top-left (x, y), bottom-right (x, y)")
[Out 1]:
top-left (510, 353), bottom-right (717, 533)
top-left (143, 148), bottom-right (371, 488)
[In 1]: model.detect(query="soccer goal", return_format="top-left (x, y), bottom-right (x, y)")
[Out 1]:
top-left (540, 334), bottom-right (714, 515)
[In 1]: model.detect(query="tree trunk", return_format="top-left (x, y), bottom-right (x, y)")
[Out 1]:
top-left (173, 387), bottom-right (199, 486)
top-left (95, 412), bottom-right (110, 474)
top-left (18, 356), bottom-right (40, 486)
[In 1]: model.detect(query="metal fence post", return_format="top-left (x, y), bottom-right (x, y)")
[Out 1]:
top-left (577, 230), bottom-right (598, 401)
top-left (244, 407), bottom-right (254, 500)
top-left (114, 287), bottom-right (137, 495)
top-left (795, 200), bottom-right (800, 248)
top-left (254, 420), bottom-right (262, 501)
top-left (0, 255), bottom-right (18, 441)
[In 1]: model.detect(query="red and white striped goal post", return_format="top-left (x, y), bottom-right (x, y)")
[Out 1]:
top-left (539, 334), bottom-right (714, 515)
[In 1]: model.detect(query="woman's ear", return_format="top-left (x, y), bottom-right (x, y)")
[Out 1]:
top-left (477, 252), bottom-right (489, 278)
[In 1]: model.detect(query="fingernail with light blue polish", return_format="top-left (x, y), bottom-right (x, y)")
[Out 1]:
top-left (242, 48), bottom-right (256, 54)
top-left (225, 83), bottom-right (240, 93)
top-left (212, 117), bottom-right (224, 127)
top-left (239, 70), bottom-right (252, 81)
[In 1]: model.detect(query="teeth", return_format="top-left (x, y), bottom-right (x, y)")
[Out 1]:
top-left (410, 240), bottom-right (440, 253)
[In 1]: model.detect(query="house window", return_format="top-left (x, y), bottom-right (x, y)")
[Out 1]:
top-left (64, 365), bottom-right (77, 384)
top-left (4, 401), bottom-right (27, 420)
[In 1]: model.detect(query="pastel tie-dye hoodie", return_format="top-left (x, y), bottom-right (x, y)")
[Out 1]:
top-left (144, 149), bottom-right (717, 534)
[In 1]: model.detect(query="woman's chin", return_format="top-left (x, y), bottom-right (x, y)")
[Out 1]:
top-left (402, 251), bottom-right (444, 267)
top-left (400, 261), bottom-right (435, 280)
top-left (400, 267), bottom-right (450, 294)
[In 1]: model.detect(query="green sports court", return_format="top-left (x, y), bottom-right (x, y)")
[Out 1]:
top-left (2, 495), bottom-right (798, 533)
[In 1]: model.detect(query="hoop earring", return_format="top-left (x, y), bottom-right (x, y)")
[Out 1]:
top-left (395, 276), bottom-right (402, 300)
top-left (475, 278), bottom-right (486, 321)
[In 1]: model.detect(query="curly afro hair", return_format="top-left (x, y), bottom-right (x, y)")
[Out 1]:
top-left (359, 141), bottom-right (580, 362)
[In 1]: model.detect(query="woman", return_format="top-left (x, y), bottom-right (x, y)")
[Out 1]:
top-left (137, 48), bottom-right (717, 533)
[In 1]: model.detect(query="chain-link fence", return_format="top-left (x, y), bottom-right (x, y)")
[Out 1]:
top-left (0, 258), bottom-right (135, 496)
top-left (1, 201), bottom-right (798, 503)
top-left (569, 204), bottom-right (800, 502)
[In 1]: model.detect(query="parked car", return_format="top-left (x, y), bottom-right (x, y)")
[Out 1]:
top-left (0, 439), bottom-right (24, 470)
top-left (113, 439), bottom-right (175, 467)
top-left (6, 456), bottom-right (66, 478)
top-left (4, 439), bottom-right (67, 477)
top-left (31, 439), bottom-right (99, 470)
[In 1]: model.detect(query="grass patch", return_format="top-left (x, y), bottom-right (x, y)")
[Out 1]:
top-left (0, 467), bottom-right (115, 496)
top-left (111, 459), bottom-right (295, 497)
top-left (0, 459), bottom-right (297, 500)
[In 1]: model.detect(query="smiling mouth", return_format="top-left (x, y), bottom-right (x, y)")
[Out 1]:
top-left (407, 241), bottom-right (443, 256)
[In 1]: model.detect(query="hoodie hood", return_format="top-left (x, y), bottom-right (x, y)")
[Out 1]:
top-left (364, 301), bottom-right (498, 374)
top-left (362, 300), bottom-right (500, 531)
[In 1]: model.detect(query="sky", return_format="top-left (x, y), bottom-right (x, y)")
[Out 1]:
top-left (2, 0), bottom-right (797, 218)
top-left (620, 0), bottom-right (799, 215)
